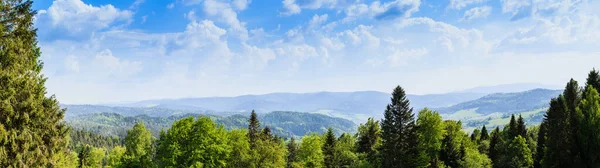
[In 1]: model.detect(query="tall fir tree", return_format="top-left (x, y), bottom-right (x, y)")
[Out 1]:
top-left (517, 115), bottom-right (528, 139)
top-left (356, 117), bottom-right (381, 165)
top-left (534, 120), bottom-right (546, 168)
top-left (248, 110), bottom-right (260, 148)
top-left (0, 1), bottom-right (69, 166)
top-left (506, 136), bottom-right (533, 168)
top-left (585, 68), bottom-right (600, 94)
top-left (380, 86), bottom-right (417, 168)
top-left (563, 79), bottom-right (585, 167)
top-left (508, 114), bottom-right (518, 140)
top-left (543, 96), bottom-right (576, 168)
top-left (287, 137), bottom-right (298, 168)
top-left (480, 125), bottom-right (489, 141)
top-left (488, 127), bottom-right (501, 165)
top-left (575, 86), bottom-right (600, 167)
top-left (323, 127), bottom-right (336, 168)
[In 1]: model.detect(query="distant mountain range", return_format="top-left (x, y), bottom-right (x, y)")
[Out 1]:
top-left (437, 89), bottom-right (562, 115)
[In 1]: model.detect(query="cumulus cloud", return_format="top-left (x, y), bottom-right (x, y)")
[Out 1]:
top-left (461, 6), bottom-right (492, 21)
top-left (448, 0), bottom-right (485, 10)
top-left (281, 0), bottom-right (361, 16)
top-left (375, 0), bottom-right (421, 20)
top-left (203, 0), bottom-right (248, 40)
top-left (388, 48), bottom-right (428, 67)
top-left (93, 49), bottom-right (143, 77)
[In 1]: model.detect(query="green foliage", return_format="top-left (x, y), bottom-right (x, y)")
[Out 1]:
top-left (480, 125), bottom-right (489, 141)
top-left (416, 108), bottom-right (444, 167)
top-left (508, 115), bottom-right (518, 140)
top-left (506, 136), bottom-right (533, 168)
top-left (575, 86), bottom-right (600, 167)
top-left (52, 151), bottom-right (79, 168)
top-left (298, 133), bottom-right (325, 168)
top-left (69, 128), bottom-right (121, 151)
top-left (380, 85), bottom-right (419, 168)
top-left (227, 129), bottom-right (252, 168)
top-left (517, 115), bottom-right (528, 140)
top-left (106, 146), bottom-right (126, 168)
top-left (543, 96), bottom-right (574, 168)
top-left (78, 144), bottom-right (106, 168)
top-left (249, 110), bottom-right (261, 148)
top-left (460, 147), bottom-right (492, 168)
top-left (287, 137), bottom-right (299, 168)
top-left (0, 1), bottom-right (69, 166)
top-left (356, 117), bottom-right (381, 166)
top-left (249, 136), bottom-right (287, 168)
top-left (440, 120), bottom-right (466, 168)
top-left (335, 133), bottom-right (358, 167)
top-left (123, 122), bottom-right (155, 167)
top-left (488, 127), bottom-right (501, 165)
top-left (534, 121), bottom-right (546, 168)
top-left (323, 128), bottom-right (337, 168)
top-left (155, 117), bottom-right (231, 167)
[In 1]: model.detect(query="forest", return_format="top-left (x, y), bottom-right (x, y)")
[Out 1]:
top-left (2, 1), bottom-right (600, 168)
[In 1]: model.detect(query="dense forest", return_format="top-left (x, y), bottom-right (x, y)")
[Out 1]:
top-left (2, 1), bottom-right (600, 167)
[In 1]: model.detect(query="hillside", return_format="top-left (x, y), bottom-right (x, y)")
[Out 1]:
top-left (437, 89), bottom-right (562, 115)
top-left (65, 111), bottom-right (356, 138)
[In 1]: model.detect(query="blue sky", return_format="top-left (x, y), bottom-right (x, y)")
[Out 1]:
top-left (33, 0), bottom-right (600, 104)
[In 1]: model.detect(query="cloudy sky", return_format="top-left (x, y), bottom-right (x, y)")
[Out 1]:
top-left (33, 0), bottom-right (600, 104)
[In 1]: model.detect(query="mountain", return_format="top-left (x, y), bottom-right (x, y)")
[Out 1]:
top-left (457, 83), bottom-right (562, 94)
top-left (65, 111), bottom-right (357, 138)
top-left (437, 89), bottom-right (562, 115)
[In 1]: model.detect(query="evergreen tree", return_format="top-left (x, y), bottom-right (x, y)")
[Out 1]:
top-left (323, 127), bottom-right (336, 168)
top-left (543, 96), bottom-right (575, 168)
top-left (585, 68), bottom-right (600, 93)
top-left (480, 125), bottom-right (489, 141)
top-left (563, 79), bottom-right (585, 167)
top-left (440, 120), bottom-right (465, 168)
top-left (249, 110), bottom-right (261, 148)
top-left (488, 127), bottom-right (500, 165)
top-left (506, 136), bottom-right (533, 168)
top-left (575, 86), bottom-right (600, 167)
top-left (78, 144), bottom-right (106, 168)
top-left (0, 1), bottom-right (69, 166)
top-left (534, 121), bottom-right (546, 168)
top-left (415, 108), bottom-right (444, 167)
top-left (122, 122), bottom-right (155, 167)
top-left (508, 115), bottom-right (518, 140)
top-left (471, 129), bottom-right (481, 142)
top-left (106, 146), bottom-right (126, 168)
top-left (357, 117), bottom-right (381, 165)
top-left (380, 85), bottom-right (417, 168)
top-left (335, 133), bottom-right (358, 167)
top-left (517, 115), bottom-right (528, 139)
top-left (287, 137), bottom-right (298, 168)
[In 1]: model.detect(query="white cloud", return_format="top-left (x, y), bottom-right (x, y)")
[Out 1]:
top-left (342, 0), bottom-right (419, 21)
top-left (167, 3), bottom-right (175, 9)
top-left (388, 48), bottom-right (428, 67)
top-left (130, 0), bottom-right (145, 9)
top-left (64, 55), bottom-right (80, 73)
top-left (203, 0), bottom-right (248, 40)
top-left (281, 0), bottom-right (301, 15)
top-left (141, 15), bottom-right (148, 23)
top-left (308, 14), bottom-right (329, 29)
top-left (281, 0), bottom-right (361, 16)
top-left (232, 0), bottom-right (251, 11)
top-left (37, 0), bottom-right (133, 36)
top-left (449, 0), bottom-right (485, 10)
top-left (93, 49), bottom-right (143, 77)
top-left (461, 6), bottom-right (492, 21)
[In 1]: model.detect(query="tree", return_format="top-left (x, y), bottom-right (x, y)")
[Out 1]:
top-left (287, 137), bottom-right (299, 168)
top-left (155, 117), bottom-right (231, 168)
top-left (249, 135), bottom-right (287, 168)
top-left (488, 127), bottom-right (501, 165)
top-left (563, 79), bottom-right (585, 167)
top-left (508, 115), bottom-right (518, 140)
top-left (122, 122), bottom-right (154, 167)
top-left (575, 86), bottom-right (600, 167)
top-left (0, 1), bottom-right (69, 166)
top-left (356, 117), bottom-right (381, 165)
top-left (471, 129), bottom-right (481, 142)
top-left (249, 110), bottom-right (261, 148)
top-left (227, 129), bottom-right (251, 168)
top-left (543, 96), bottom-right (575, 168)
top-left (106, 146), bottom-right (126, 168)
top-left (415, 108), bottom-right (444, 167)
top-left (585, 68), bottom-right (600, 93)
top-left (335, 133), bottom-right (358, 167)
top-left (440, 120), bottom-right (465, 168)
top-left (78, 144), bottom-right (106, 168)
top-left (517, 115), bottom-right (528, 140)
top-left (323, 127), bottom-right (336, 168)
top-left (480, 125), bottom-right (489, 141)
top-left (380, 85), bottom-right (418, 168)
top-left (506, 136), bottom-right (533, 168)
top-left (534, 121), bottom-right (546, 168)
top-left (298, 133), bottom-right (325, 168)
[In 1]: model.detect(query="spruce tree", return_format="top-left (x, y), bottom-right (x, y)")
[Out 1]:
top-left (543, 96), bottom-right (575, 167)
top-left (534, 120), bottom-right (546, 168)
top-left (323, 127), bottom-right (336, 168)
top-left (563, 79), bottom-right (585, 167)
top-left (287, 137), bottom-right (298, 168)
top-left (508, 114), bottom-right (518, 140)
top-left (507, 136), bottom-right (533, 168)
top-left (585, 68), bottom-right (600, 93)
top-left (470, 129), bottom-right (480, 142)
top-left (488, 127), bottom-right (500, 165)
top-left (517, 115), bottom-right (528, 139)
top-left (0, 1), bottom-right (69, 166)
top-left (575, 86), bottom-right (600, 167)
top-left (357, 117), bottom-right (381, 165)
top-left (380, 85), bottom-right (416, 168)
top-left (480, 125), bottom-right (489, 141)
top-left (248, 110), bottom-right (260, 148)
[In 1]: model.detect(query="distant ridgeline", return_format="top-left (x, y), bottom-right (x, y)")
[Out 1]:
top-left (65, 111), bottom-right (356, 139)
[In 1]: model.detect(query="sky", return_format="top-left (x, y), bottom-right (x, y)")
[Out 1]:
top-left (32, 0), bottom-right (600, 104)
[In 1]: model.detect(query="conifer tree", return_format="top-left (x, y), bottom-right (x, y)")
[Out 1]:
top-left (440, 120), bottom-right (465, 168)
top-left (488, 127), bottom-right (500, 165)
top-left (356, 117), bottom-right (381, 165)
top-left (249, 110), bottom-right (261, 148)
top-left (517, 115), bottom-right (528, 139)
top-left (380, 86), bottom-right (417, 168)
top-left (585, 68), bottom-right (600, 93)
top-left (480, 125), bottom-right (489, 141)
top-left (575, 86), bottom-right (600, 167)
top-left (508, 115), bottom-right (518, 140)
top-left (543, 96), bottom-right (575, 168)
top-left (563, 79), bottom-right (585, 167)
top-left (323, 127), bottom-right (336, 168)
top-left (471, 129), bottom-right (480, 142)
top-left (507, 136), bottom-right (533, 168)
top-left (534, 121), bottom-right (546, 168)
top-left (0, 1), bottom-right (69, 166)
top-left (287, 137), bottom-right (298, 168)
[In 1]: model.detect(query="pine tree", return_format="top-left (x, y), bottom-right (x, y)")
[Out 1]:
top-left (534, 121), bottom-right (546, 168)
top-left (0, 1), bottom-right (69, 166)
top-left (506, 136), bottom-right (533, 168)
top-left (563, 79), bottom-right (585, 167)
top-left (356, 117), bottom-right (381, 166)
top-left (517, 115), bottom-right (527, 139)
top-left (575, 86), bottom-right (600, 167)
top-left (488, 127), bottom-right (500, 165)
top-left (249, 110), bottom-right (260, 148)
top-left (507, 114), bottom-right (518, 140)
top-left (323, 127), bottom-right (336, 168)
top-left (440, 120), bottom-right (465, 168)
top-left (480, 125), bottom-right (489, 141)
top-left (543, 96), bottom-right (575, 167)
top-left (380, 86), bottom-right (417, 168)
top-left (471, 129), bottom-right (480, 142)
top-left (287, 137), bottom-right (298, 168)
top-left (585, 68), bottom-right (600, 93)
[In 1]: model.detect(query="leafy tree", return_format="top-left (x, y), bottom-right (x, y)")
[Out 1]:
top-left (335, 133), bottom-right (358, 167)
top-left (460, 146), bottom-right (492, 168)
top-left (227, 129), bottom-right (251, 168)
top-left (416, 108), bottom-right (444, 167)
top-left (380, 85), bottom-right (418, 168)
top-left (575, 86), bottom-right (600, 167)
top-left (471, 129), bottom-right (481, 142)
top-left (506, 136), bottom-right (533, 168)
top-left (517, 115), bottom-right (528, 140)
top-left (298, 133), bottom-right (325, 168)
top-left (52, 150), bottom-right (79, 168)
top-left (106, 146), bottom-right (126, 168)
top-left (249, 110), bottom-right (261, 148)
top-left (534, 121), bottom-right (546, 168)
top-left (155, 117), bottom-right (231, 168)
top-left (0, 1), bottom-right (69, 166)
top-left (543, 96), bottom-right (575, 168)
top-left (287, 137), bottom-right (299, 168)
top-left (78, 144), bottom-right (106, 168)
top-left (249, 136), bottom-right (287, 168)
top-left (480, 125), bottom-right (489, 141)
top-left (323, 127), bottom-right (337, 168)
top-left (122, 122), bottom-right (154, 167)
top-left (440, 120), bottom-right (465, 168)
top-left (356, 117), bottom-right (381, 165)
